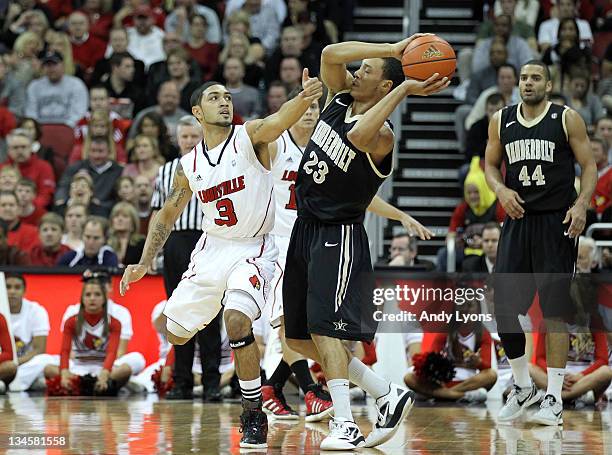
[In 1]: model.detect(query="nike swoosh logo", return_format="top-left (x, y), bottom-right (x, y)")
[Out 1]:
top-left (325, 242), bottom-right (338, 247)
top-left (335, 99), bottom-right (348, 107)
top-left (506, 121), bottom-right (516, 127)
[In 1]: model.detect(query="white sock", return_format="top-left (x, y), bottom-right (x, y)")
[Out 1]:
top-left (508, 354), bottom-right (531, 389)
top-left (327, 379), bottom-right (353, 422)
top-left (239, 377), bottom-right (262, 403)
top-left (348, 357), bottom-right (391, 400)
top-left (546, 367), bottom-right (565, 402)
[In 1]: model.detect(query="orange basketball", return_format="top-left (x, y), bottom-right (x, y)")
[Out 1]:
top-left (401, 35), bottom-right (456, 81)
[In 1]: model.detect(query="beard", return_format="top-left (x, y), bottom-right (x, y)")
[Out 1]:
top-left (213, 120), bottom-right (232, 127)
top-left (521, 91), bottom-right (546, 106)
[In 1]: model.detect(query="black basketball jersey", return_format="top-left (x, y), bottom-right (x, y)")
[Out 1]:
top-left (295, 91), bottom-right (393, 224)
top-left (499, 102), bottom-right (576, 213)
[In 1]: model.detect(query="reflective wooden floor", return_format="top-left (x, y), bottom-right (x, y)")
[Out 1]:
top-left (1, 394), bottom-right (611, 454)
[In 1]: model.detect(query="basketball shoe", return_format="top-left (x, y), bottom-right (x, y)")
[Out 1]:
top-left (530, 394), bottom-right (563, 426)
top-left (239, 406), bottom-right (268, 448)
top-left (320, 418), bottom-right (365, 450)
top-left (497, 382), bottom-right (540, 422)
top-left (305, 383), bottom-right (334, 422)
top-left (262, 384), bottom-right (299, 420)
top-left (364, 384), bottom-right (415, 447)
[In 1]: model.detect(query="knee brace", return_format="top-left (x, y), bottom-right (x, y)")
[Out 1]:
top-left (229, 331), bottom-right (255, 350)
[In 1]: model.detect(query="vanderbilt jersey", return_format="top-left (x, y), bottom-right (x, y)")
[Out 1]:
top-left (271, 130), bottom-right (303, 237)
top-left (500, 102), bottom-right (576, 213)
top-left (296, 91), bottom-right (393, 224)
top-left (180, 125), bottom-right (275, 238)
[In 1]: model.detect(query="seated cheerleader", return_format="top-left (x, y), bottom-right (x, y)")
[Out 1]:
top-left (404, 298), bottom-right (497, 401)
top-left (44, 277), bottom-right (132, 395)
top-left (0, 312), bottom-right (17, 394)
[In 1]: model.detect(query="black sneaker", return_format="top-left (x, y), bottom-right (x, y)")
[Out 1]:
top-left (239, 408), bottom-right (268, 448)
top-left (203, 385), bottom-right (222, 403)
top-left (165, 384), bottom-right (193, 400)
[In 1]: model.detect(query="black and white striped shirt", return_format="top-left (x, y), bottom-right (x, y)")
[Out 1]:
top-left (151, 158), bottom-right (203, 231)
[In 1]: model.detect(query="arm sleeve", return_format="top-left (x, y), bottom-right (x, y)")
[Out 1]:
top-left (59, 318), bottom-right (75, 370)
top-left (580, 331), bottom-right (608, 376)
top-left (102, 318), bottom-right (121, 370)
top-left (449, 203), bottom-right (467, 232)
top-left (478, 331), bottom-right (492, 370)
top-left (0, 315), bottom-right (13, 363)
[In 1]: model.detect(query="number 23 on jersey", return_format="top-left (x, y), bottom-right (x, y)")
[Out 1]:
top-left (303, 151), bottom-right (329, 184)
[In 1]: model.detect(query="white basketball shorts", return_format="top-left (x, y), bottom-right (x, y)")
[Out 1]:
top-left (269, 234), bottom-right (290, 329)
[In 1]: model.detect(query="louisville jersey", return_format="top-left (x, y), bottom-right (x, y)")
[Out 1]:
top-left (500, 102), bottom-right (576, 213)
top-left (296, 91), bottom-right (393, 224)
top-left (9, 299), bottom-right (49, 357)
top-left (271, 130), bottom-right (303, 237)
top-left (62, 299), bottom-right (133, 341)
top-left (66, 314), bottom-right (121, 364)
top-left (181, 125), bottom-right (275, 238)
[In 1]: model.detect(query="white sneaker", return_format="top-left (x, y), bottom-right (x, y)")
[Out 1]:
top-left (530, 394), bottom-right (563, 426)
top-left (320, 418), bottom-right (365, 450)
top-left (364, 383), bottom-right (415, 448)
top-left (577, 390), bottom-right (594, 405)
top-left (193, 385), bottom-right (203, 398)
top-left (0, 380), bottom-right (6, 395)
top-left (497, 383), bottom-right (540, 422)
top-left (460, 387), bottom-right (488, 403)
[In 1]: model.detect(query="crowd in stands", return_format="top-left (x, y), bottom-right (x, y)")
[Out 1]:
top-left (0, 0), bottom-right (350, 269)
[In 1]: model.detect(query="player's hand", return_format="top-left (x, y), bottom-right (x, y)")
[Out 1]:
top-left (403, 73), bottom-right (451, 96)
top-left (497, 187), bottom-right (525, 219)
top-left (400, 213), bottom-right (433, 240)
top-left (563, 201), bottom-right (587, 239)
top-left (95, 369), bottom-right (110, 393)
top-left (120, 264), bottom-right (148, 296)
top-left (300, 68), bottom-right (323, 102)
top-left (60, 370), bottom-right (72, 390)
top-left (391, 34), bottom-right (434, 60)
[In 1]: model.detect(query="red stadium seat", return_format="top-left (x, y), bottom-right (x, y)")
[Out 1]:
top-left (40, 124), bottom-right (74, 179)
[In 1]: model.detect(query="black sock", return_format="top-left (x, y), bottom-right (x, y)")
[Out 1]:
top-left (266, 360), bottom-right (292, 387)
top-left (290, 359), bottom-right (314, 394)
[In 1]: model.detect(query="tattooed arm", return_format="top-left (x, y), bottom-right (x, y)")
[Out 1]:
top-left (120, 163), bottom-right (193, 295)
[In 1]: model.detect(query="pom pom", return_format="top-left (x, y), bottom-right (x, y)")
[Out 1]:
top-left (412, 352), bottom-right (455, 385)
top-left (152, 366), bottom-right (174, 398)
top-left (46, 375), bottom-right (81, 396)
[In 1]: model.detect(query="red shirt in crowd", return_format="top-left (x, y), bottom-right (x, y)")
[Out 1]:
top-left (0, 313), bottom-right (13, 363)
top-left (7, 221), bottom-right (39, 253)
top-left (592, 167), bottom-right (612, 214)
top-left (21, 205), bottom-right (47, 227)
top-left (71, 34), bottom-right (108, 76)
top-left (0, 107), bottom-right (16, 138)
top-left (0, 156), bottom-right (56, 209)
top-left (77, 9), bottom-right (114, 41)
top-left (185, 43), bottom-right (220, 82)
top-left (449, 201), bottom-right (506, 233)
top-left (29, 244), bottom-right (72, 267)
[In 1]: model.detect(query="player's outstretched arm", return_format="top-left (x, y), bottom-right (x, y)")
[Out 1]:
top-left (367, 195), bottom-right (433, 240)
top-left (346, 73), bottom-right (449, 161)
top-left (320, 34), bottom-right (433, 95)
top-left (564, 109), bottom-right (597, 238)
top-left (120, 163), bottom-right (193, 295)
top-left (246, 68), bottom-right (322, 147)
top-left (484, 110), bottom-right (524, 219)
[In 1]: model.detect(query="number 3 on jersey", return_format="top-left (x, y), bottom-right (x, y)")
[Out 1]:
top-left (214, 198), bottom-right (238, 226)
top-left (518, 164), bottom-right (546, 186)
top-left (303, 151), bottom-right (329, 184)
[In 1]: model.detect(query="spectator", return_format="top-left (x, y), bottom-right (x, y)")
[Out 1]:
top-left (265, 80), bottom-right (288, 115)
top-left (0, 221), bottom-right (29, 266)
top-left (466, 93), bottom-right (506, 165)
top-left (56, 216), bottom-right (118, 267)
top-left (134, 175), bottom-right (153, 235)
top-left (465, 39), bottom-right (508, 105)
top-left (472, 15), bottom-right (534, 75)
top-left (107, 202), bottom-right (145, 267)
top-left (56, 136), bottom-right (123, 214)
top-left (576, 236), bottom-right (599, 274)
top-left (16, 179), bottom-right (45, 226)
top-left (279, 56), bottom-right (303, 92)
top-left (24, 51), bottom-right (88, 128)
top-left (62, 203), bottom-right (87, 251)
top-left (264, 26), bottom-right (318, 87)
top-left (0, 191), bottom-right (39, 253)
top-left (123, 135), bottom-right (164, 183)
top-left (493, 0), bottom-right (540, 28)
top-left (77, 0), bottom-right (114, 42)
top-left (226, 0), bottom-right (287, 23)
top-left (92, 28), bottom-right (146, 86)
top-left (224, 10), bottom-right (266, 60)
top-left (462, 222), bottom-right (501, 272)
top-left (2, 129), bottom-right (55, 210)
top-left (0, 166), bottom-right (20, 193)
top-left (67, 11), bottom-right (107, 81)
top-left (10, 31), bottom-right (44, 85)
top-left (29, 212), bottom-right (72, 266)
top-left (224, 58), bottom-right (263, 120)
top-left (599, 44), bottom-right (612, 112)
top-left (538, 0), bottom-right (593, 51)
top-left (3, 8), bottom-right (49, 49)
top-left (0, 56), bottom-right (26, 118)
top-left (131, 111), bottom-right (178, 162)
top-left (0, 104), bottom-right (16, 162)
top-left (54, 173), bottom-right (105, 217)
top-left (17, 117), bottom-right (55, 168)
top-left (45, 31), bottom-right (76, 76)
top-left (595, 116), bottom-right (612, 160)
top-left (282, 0), bottom-right (336, 51)
top-left (184, 14), bottom-right (220, 82)
top-left (126, 4), bottom-right (165, 70)
top-left (149, 48), bottom-right (201, 112)
top-left (241, 0), bottom-right (282, 54)
top-left (129, 82), bottom-right (189, 143)
top-left (466, 64), bottom-right (520, 131)
top-left (115, 176), bottom-right (137, 205)
top-left (477, 0), bottom-right (537, 49)
top-left (566, 68), bottom-right (605, 126)
top-left (388, 233), bottom-right (435, 270)
top-left (102, 52), bottom-right (146, 120)
top-left (70, 110), bottom-right (127, 165)
top-left (217, 31), bottom-right (264, 88)
top-left (113, 0), bottom-right (166, 30)
top-left (590, 136), bottom-right (612, 215)
top-left (165, 0), bottom-right (222, 44)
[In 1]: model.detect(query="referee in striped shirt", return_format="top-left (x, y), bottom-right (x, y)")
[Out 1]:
top-left (151, 115), bottom-right (222, 401)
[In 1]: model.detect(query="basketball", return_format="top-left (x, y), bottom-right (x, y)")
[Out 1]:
top-left (401, 35), bottom-right (456, 81)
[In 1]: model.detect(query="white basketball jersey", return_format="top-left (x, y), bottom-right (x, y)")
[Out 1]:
top-left (271, 130), bottom-right (303, 238)
top-left (180, 125), bottom-right (275, 239)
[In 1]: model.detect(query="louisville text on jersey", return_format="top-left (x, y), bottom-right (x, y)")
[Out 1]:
top-left (310, 120), bottom-right (357, 172)
top-left (197, 176), bottom-right (246, 204)
top-left (505, 139), bottom-right (555, 165)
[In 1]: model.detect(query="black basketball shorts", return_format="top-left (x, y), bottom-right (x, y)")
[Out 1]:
top-left (494, 210), bottom-right (577, 325)
top-left (282, 217), bottom-right (377, 342)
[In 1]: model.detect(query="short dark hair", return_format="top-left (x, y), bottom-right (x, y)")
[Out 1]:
top-left (90, 135), bottom-right (109, 146)
top-left (17, 178), bottom-right (36, 191)
top-left (497, 63), bottom-right (517, 79)
top-left (520, 60), bottom-right (551, 81)
top-left (482, 221), bottom-right (501, 234)
top-left (109, 52), bottom-right (133, 68)
top-left (0, 190), bottom-right (18, 203)
top-left (190, 81), bottom-right (224, 108)
top-left (486, 93), bottom-right (505, 106)
top-left (90, 84), bottom-right (108, 96)
top-left (5, 272), bottom-right (25, 288)
top-left (382, 57), bottom-right (404, 93)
